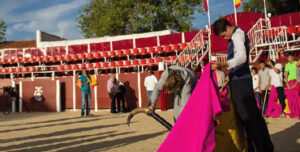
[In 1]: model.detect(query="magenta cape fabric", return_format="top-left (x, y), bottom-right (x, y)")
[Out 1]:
top-left (158, 63), bottom-right (222, 152)
top-left (285, 80), bottom-right (300, 119)
top-left (265, 86), bottom-right (282, 118)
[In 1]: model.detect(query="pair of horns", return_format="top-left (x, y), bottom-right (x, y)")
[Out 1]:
top-left (127, 108), bottom-right (173, 130)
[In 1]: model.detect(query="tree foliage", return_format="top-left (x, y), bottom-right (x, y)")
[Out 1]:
top-left (0, 20), bottom-right (6, 42)
top-left (243, 0), bottom-right (300, 16)
top-left (77, 0), bottom-right (203, 38)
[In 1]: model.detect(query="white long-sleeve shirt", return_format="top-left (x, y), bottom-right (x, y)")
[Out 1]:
top-left (227, 28), bottom-right (247, 70)
top-left (144, 75), bottom-right (158, 91)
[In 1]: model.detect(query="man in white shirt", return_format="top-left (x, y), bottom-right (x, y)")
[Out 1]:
top-left (267, 60), bottom-right (286, 113)
top-left (144, 70), bottom-right (158, 107)
top-left (258, 60), bottom-right (271, 113)
top-left (212, 19), bottom-right (274, 152)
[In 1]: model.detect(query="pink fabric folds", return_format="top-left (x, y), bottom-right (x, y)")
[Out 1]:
top-left (285, 80), bottom-right (300, 119)
top-left (265, 86), bottom-right (282, 118)
top-left (158, 63), bottom-right (223, 152)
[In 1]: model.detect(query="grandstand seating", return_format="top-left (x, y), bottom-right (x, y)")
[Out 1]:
top-left (1, 12), bottom-right (300, 77)
top-left (0, 41), bottom-right (186, 75)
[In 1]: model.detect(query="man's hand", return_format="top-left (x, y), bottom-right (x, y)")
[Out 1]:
top-left (211, 62), bottom-right (229, 70)
top-left (265, 85), bottom-right (270, 90)
top-left (149, 103), bottom-right (156, 111)
top-left (259, 88), bottom-right (262, 93)
top-left (266, 60), bottom-right (272, 66)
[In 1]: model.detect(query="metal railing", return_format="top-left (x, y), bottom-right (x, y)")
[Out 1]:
top-left (173, 30), bottom-right (209, 69)
top-left (247, 18), bottom-right (267, 62)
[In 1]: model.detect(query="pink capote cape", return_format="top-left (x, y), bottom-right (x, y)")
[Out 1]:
top-left (265, 86), bottom-right (282, 118)
top-left (158, 63), bottom-right (223, 152)
top-left (285, 80), bottom-right (300, 119)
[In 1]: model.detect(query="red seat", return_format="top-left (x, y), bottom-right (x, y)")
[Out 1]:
top-left (116, 50), bottom-right (123, 56)
top-left (79, 63), bottom-right (86, 69)
top-left (57, 65), bottom-right (64, 71)
top-left (56, 55), bottom-right (63, 61)
top-left (132, 60), bottom-right (138, 66)
top-left (42, 56), bottom-right (49, 62)
top-left (101, 62), bottom-right (108, 68)
top-left (64, 65), bottom-right (72, 71)
top-left (86, 53), bottom-right (93, 59)
top-left (71, 54), bottom-right (78, 60)
top-left (1, 68), bottom-right (8, 73)
top-left (108, 51), bottom-right (116, 57)
top-left (123, 49), bottom-right (130, 56)
top-left (155, 57), bottom-right (162, 63)
top-left (22, 67), bottom-right (29, 73)
top-left (116, 60), bottom-right (123, 66)
top-left (147, 47), bottom-right (155, 54)
top-left (72, 64), bottom-right (79, 70)
top-left (179, 43), bottom-right (187, 50)
top-left (7, 58), bottom-right (13, 63)
top-left (156, 46), bottom-right (163, 53)
top-left (139, 48), bottom-right (146, 54)
top-left (86, 63), bottom-right (93, 69)
top-left (93, 52), bottom-right (101, 58)
top-left (163, 56), bottom-right (171, 61)
top-left (101, 51), bottom-right (108, 58)
top-left (109, 62), bottom-right (116, 67)
top-left (13, 57), bottom-right (20, 63)
top-left (21, 57), bottom-right (28, 63)
top-left (35, 56), bottom-right (42, 62)
top-left (8, 67), bottom-right (15, 73)
top-left (3, 58), bottom-right (8, 64)
top-left (124, 60), bottom-right (130, 66)
top-left (29, 66), bottom-right (36, 72)
top-left (62, 54), bottom-right (71, 61)
top-left (94, 62), bottom-right (101, 68)
top-left (146, 58), bottom-right (154, 64)
top-left (131, 48), bottom-right (139, 55)
top-left (170, 56), bottom-right (177, 61)
top-left (29, 57), bottom-right (36, 63)
top-left (78, 54), bottom-right (85, 60)
top-left (140, 59), bottom-right (146, 65)
top-left (171, 44), bottom-right (179, 51)
top-left (15, 67), bottom-right (22, 73)
top-left (163, 45), bottom-right (171, 52)
top-left (49, 56), bottom-right (56, 62)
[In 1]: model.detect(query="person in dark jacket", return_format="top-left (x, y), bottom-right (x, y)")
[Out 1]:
top-left (212, 19), bottom-right (274, 152)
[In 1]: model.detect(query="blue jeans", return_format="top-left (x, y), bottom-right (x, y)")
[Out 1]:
top-left (81, 90), bottom-right (91, 115)
top-left (146, 91), bottom-right (153, 107)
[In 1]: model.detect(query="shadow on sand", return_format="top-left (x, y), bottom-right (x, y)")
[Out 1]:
top-left (271, 122), bottom-right (300, 151)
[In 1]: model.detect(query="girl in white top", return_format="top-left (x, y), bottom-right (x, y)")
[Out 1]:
top-left (251, 67), bottom-right (261, 105)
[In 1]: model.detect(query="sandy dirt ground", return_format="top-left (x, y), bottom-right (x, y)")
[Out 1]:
top-left (0, 110), bottom-right (299, 152)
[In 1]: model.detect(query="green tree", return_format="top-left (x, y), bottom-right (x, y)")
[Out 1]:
top-left (243, 0), bottom-right (300, 16)
top-left (77, 0), bottom-right (204, 38)
top-left (0, 20), bottom-right (6, 42)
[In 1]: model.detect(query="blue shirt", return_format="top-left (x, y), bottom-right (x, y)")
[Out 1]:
top-left (79, 74), bottom-right (90, 91)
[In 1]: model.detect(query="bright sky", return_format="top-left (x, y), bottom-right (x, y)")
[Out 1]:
top-left (0, 0), bottom-right (248, 41)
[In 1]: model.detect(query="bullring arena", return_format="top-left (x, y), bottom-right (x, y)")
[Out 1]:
top-left (0, 11), bottom-right (300, 151)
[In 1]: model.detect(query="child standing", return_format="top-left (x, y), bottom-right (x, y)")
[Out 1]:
top-left (251, 67), bottom-right (261, 107)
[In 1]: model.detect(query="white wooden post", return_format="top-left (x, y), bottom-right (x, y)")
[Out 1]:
top-left (137, 66), bottom-right (142, 108)
top-left (56, 80), bottom-right (61, 112)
